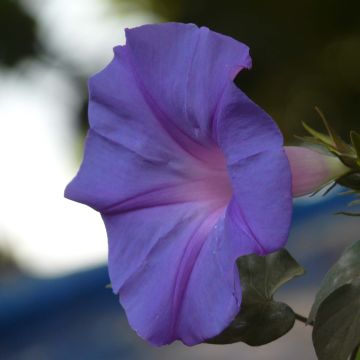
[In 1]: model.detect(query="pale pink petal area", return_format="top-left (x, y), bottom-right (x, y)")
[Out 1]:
top-left (285, 146), bottom-right (350, 197)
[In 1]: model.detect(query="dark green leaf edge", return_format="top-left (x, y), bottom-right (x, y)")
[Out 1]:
top-left (313, 281), bottom-right (360, 360)
top-left (309, 239), bottom-right (360, 323)
top-left (207, 249), bottom-right (305, 346)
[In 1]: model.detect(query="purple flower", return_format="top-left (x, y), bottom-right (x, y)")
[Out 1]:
top-left (65, 23), bottom-right (292, 346)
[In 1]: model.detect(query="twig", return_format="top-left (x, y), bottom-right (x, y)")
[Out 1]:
top-left (294, 312), bottom-right (310, 325)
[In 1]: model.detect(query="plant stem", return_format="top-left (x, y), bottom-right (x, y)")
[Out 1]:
top-left (294, 312), bottom-right (310, 325)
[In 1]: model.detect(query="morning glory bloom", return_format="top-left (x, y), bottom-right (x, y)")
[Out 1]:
top-left (65, 23), bottom-right (292, 346)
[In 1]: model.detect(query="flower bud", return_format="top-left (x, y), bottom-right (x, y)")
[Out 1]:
top-left (284, 146), bottom-right (350, 197)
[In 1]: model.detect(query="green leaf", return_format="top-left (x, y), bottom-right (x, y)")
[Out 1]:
top-left (351, 131), bottom-right (360, 158)
top-left (301, 109), bottom-right (355, 159)
top-left (337, 172), bottom-right (360, 191)
top-left (207, 249), bottom-right (305, 346)
top-left (313, 281), bottom-right (360, 360)
top-left (302, 121), bottom-right (335, 149)
top-left (314, 107), bottom-right (354, 156)
top-left (337, 154), bottom-right (359, 169)
top-left (294, 135), bottom-right (332, 148)
top-left (348, 198), bottom-right (360, 207)
top-left (351, 131), bottom-right (360, 168)
top-left (237, 249), bottom-right (305, 301)
top-left (339, 189), bottom-right (357, 196)
top-left (309, 239), bottom-right (360, 323)
top-left (336, 211), bottom-right (360, 217)
top-left (208, 301), bottom-right (295, 346)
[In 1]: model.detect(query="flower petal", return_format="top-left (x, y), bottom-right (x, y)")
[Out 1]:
top-left (216, 82), bottom-right (284, 163)
top-left (285, 146), bottom-right (349, 197)
top-left (103, 200), bottom-right (262, 346)
top-left (124, 23), bottom-right (251, 148)
top-left (65, 129), bottom-right (233, 212)
top-left (102, 202), bottom-right (218, 345)
top-left (227, 150), bottom-right (292, 254)
top-left (177, 198), bottom-right (265, 344)
top-left (65, 129), bottom-right (189, 211)
top-left (66, 22), bottom-right (252, 209)
top-left (217, 83), bottom-right (292, 252)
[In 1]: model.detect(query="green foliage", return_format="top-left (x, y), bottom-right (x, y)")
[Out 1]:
top-left (310, 240), bottom-right (360, 359)
top-left (336, 178), bottom-right (360, 215)
top-left (356, 348), bottom-right (360, 360)
top-left (350, 131), bottom-right (360, 166)
top-left (313, 282), bottom-right (360, 360)
top-left (309, 240), bottom-right (360, 322)
top-left (207, 249), bottom-right (304, 346)
top-left (300, 109), bottom-right (355, 162)
top-left (315, 107), bottom-right (354, 157)
top-left (300, 114), bottom-right (360, 215)
top-left (337, 173), bottom-right (360, 192)
top-left (301, 121), bottom-right (335, 150)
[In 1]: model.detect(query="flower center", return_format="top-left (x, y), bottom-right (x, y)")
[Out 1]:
top-left (188, 147), bottom-right (233, 209)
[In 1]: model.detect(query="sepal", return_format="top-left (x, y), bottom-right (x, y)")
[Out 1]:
top-left (296, 109), bottom-right (360, 212)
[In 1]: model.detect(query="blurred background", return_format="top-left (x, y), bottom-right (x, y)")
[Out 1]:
top-left (0, 0), bottom-right (359, 359)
